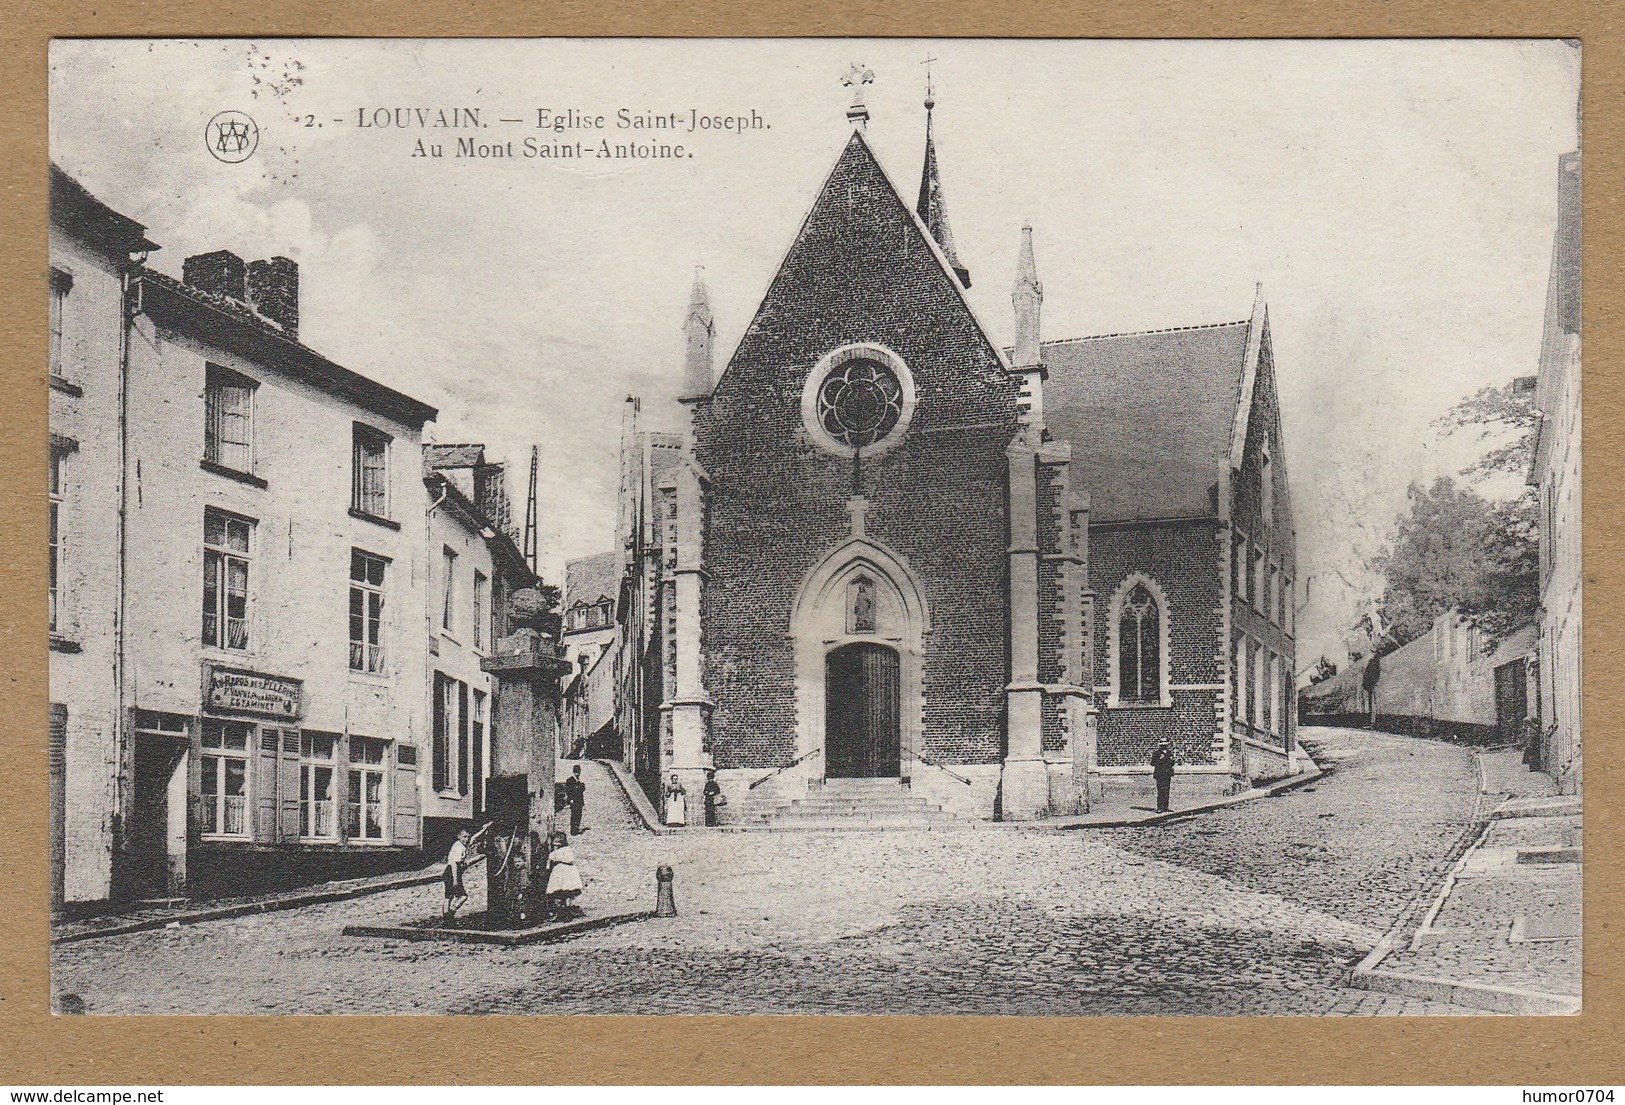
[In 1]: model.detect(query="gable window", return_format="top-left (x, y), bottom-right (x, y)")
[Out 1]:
top-left (204, 365), bottom-right (256, 475)
top-left (349, 549), bottom-right (387, 673)
top-left (203, 509), bottom-right (253, 650)
top-left (49, 447), bottom-right (67, 633)
top-left (1260, 446), bottom-right (1274, 532)
top-left (346, 736), bottom-right (389, 841)
top-left (299, 733), bottom-right (339, 841)
top-left (200, 719), bottom-right (252, 837)
top-left (352, 424), bottom-right (391, 518)
top-left (49, 270), bottom-right (71, 378)
top-left (1110, 576), bottom-right (1169, 707)
top-left (472, 570), bottom-right (489, 650)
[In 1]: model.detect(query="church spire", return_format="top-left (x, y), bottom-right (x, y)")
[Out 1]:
top-left (916, 77), bottom-right (971, 288)
top-left (679, 265), bottom-right (715, 402)
top-left (1012, 225), bottom-right (1043, 368)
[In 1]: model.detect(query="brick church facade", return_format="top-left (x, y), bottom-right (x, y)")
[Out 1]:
top-left (604, 92), bottom-right (1298, 822)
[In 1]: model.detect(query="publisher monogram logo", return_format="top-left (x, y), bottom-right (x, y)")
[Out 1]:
top-left (206, 110), bottom-right (259, 163)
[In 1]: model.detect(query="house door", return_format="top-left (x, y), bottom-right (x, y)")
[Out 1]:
top-left (130, 733), bottom-right (189, 899)
top-left (825, 642), bottom-right (901, 778)
top-left (1494, 659), bottom-right (1529, 743)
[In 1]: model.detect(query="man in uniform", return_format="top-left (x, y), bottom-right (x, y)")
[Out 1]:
top-left (1151, 738), bottom-right (1177, 814)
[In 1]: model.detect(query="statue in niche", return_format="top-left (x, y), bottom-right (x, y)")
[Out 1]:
top-left (848, 576), bottom-right (877, 634)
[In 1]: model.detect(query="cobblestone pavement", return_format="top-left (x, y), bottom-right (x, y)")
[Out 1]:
top-left (53, 727), bottom-right (1489, 1016)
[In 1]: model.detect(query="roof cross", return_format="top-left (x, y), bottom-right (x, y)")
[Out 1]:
top-left (843, 62), bottom-right (876, 127)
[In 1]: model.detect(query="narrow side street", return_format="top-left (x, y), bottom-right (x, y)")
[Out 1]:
top-left (54, 727), bottom-right (1487, 1016)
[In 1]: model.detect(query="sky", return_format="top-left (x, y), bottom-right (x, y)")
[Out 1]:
top-left (49, 39), bottom-right (1580, 668)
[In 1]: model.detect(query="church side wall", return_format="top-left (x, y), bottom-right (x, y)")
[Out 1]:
top-left (1090, 520), bottom-right (1224, 769)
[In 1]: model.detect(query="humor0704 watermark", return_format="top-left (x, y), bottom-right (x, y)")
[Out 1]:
top-left (1522, 1091), bottom-right (1617, 1103)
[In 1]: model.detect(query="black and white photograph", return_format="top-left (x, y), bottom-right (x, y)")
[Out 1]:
top-left (45, 37), bottom-right (1581, 1016)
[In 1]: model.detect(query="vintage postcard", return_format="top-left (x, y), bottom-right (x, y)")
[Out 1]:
top-left (44, 37), bottom-right (1580, 1016)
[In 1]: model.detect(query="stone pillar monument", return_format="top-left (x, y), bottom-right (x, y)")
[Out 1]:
top-left (480, 586), bottom-right (571, 926)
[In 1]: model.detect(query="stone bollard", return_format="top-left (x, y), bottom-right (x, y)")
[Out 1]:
top-left (655, 863), bottom-right (677, 917)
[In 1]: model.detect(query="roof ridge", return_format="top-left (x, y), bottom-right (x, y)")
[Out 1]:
top-left (1042, 320), bottom-right (1250, 345)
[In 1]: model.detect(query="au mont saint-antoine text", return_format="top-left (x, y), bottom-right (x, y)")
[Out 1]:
top-left (347, 105), bottom-right (770, 161)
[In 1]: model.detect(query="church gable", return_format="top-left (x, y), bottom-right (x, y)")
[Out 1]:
top-left (1231, 319), bottom-right (1294, 570)
top-left (701, 131), bottom-right (1018, 454)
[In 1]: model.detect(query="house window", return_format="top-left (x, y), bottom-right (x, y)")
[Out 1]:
top-left (441, 547), bottom-right (457, 633)
top-left (49, 448), bottom-right (66, 633)
top-left (1283, 575), bottom-right (1293, 634)
top-left (1267, 564), bottom-right (1279, 626)
top-left (473, 570), bottom-right (489, 650)
top-left (1116, 582), bottom-right (1163, 704)
top-left (49, 270), bottom-right (70, 378)
top-left (300, 733), bottom-right (338, 841)
top-left (1231, 531), bottom-right (1246, 602)
top-left (349, 549), bottom-right (387, 673)
top-left (200, 719), bottom-right (252, 837)
top-left (1252, 548), bottom-right (1266, 613)
top-left (432, 672), bottom-right (461, 793)
top-left (346, 736), bottom-right (388, 841)
top-left (203, 509), bottom-right (253, 650)
top-left (204, 365), bottom-right (256, 475)
top-left (351, 424), bottom-right (390, 517)
top-left (1254, 644), bottom-right (1268, 729)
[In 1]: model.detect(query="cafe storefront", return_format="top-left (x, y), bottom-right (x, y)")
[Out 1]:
top-left (123, 664), bottom-right (422, 900)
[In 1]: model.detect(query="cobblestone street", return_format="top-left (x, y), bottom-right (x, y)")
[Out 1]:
top-left (54, 727), bottom-right (1490, 1016)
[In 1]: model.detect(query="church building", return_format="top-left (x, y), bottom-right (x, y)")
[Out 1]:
top-left (608, 74), bottom-right (1298, 823)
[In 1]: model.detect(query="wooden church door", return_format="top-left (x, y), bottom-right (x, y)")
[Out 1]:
top-left (825, 642), bottom-right (901, 778)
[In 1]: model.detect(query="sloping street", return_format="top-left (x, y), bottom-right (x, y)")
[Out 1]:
top-left (54, 727), bottom-right (1488, 1016)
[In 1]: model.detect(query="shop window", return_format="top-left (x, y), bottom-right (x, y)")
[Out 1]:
top-left (349, 549), bottom-right (387, 673)
top-left (204, 365), bottom-right (257, 475)
top-left (201, 719), bottom-right (252, 837)
top-left (300, 733), bottom-right (338, 841)
top-left (347, 736), bottom-right (388, 841)
top-left (351, 424), bottom-right (391, 518)
top-left (203, 509), bottom-right (253, 650)
top-left (432, 673), bottom-right (462, 793)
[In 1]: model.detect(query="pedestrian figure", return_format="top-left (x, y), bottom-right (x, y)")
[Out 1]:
top-left (702, 768), bottom-right (724, 827)
top-left (442, 822), bottom-right (490, 919)
top-left (1151, 738), bottom-right (1176, 813)
top-left (663, 773), bottom-right (688, 827)
top-left (563, 764), bottom-right (587, 835)
top-left (545, 830), bottom-right (584, 918)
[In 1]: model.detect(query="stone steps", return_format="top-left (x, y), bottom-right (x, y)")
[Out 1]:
top-left (743, 780), bottom-right (955, 828)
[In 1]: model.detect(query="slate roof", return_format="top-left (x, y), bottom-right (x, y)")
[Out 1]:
top-left (50, 163), bottom-right (159, 255)
top-left (425, 443), bottom-right (486, 469)
top-left (565, 550), bottom-right (618, 611)
top-left (1040, 321), bottom-right (1252, 523)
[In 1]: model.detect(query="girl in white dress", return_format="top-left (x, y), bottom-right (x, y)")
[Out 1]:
top-left (545, 831), bottom-right (584, 916)
top-left (663, 773), bottom-right (688, 827)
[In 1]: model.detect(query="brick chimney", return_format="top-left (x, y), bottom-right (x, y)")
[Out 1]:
top-left (247, 256), bottom-right (299, 338)
top-left (182, 250), bottom-right (247, 301)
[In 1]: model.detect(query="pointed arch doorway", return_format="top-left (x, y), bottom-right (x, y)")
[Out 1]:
top-left (790, 535), bottom-right (930, 784)
top-left (825, 642), bottom-right (901, 778)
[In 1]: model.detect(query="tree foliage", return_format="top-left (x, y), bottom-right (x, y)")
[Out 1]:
top-left (1368, 476), bottom-right (1538, 652)
top-left (1434, 379), bottom-right (1538, 482)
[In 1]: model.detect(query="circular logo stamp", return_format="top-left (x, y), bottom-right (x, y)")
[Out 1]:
top-left (206, 111), bottom-right (259, 164)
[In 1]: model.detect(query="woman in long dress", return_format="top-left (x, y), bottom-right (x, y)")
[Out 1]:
top-left (545, 831), bottom-right (584, 917)
top-left (663, 773), bottom-right (688, 827)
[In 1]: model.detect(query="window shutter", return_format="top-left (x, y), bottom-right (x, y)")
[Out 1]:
top-left (393, 745), bottom-right (421, 847)
top-left (254, 728), bottom-right (279, 843)
top-left (278, 730), bottom-right (302, 841)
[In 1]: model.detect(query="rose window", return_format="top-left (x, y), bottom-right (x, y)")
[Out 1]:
top-left (815, 358), bottom-right (904, 448)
